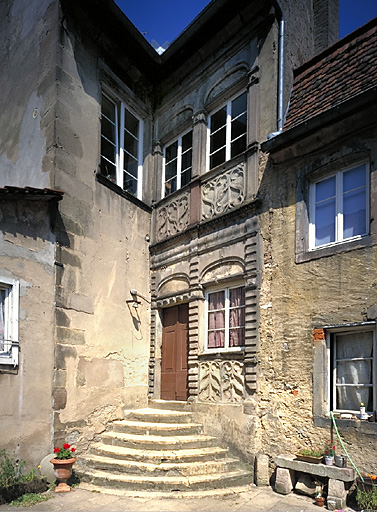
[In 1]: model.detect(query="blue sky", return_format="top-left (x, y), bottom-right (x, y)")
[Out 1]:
top-left (115, 0), bottom-right (377, 48)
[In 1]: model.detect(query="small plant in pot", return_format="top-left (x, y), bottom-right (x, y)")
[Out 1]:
top-left (323, 440), bottom-right (336, 466)
top-left (295, 448), bottom-right (323, 464)
top-left (50, 443), bottom-right (76, 493)
top-left (315, 490), bottom-right (325, 507)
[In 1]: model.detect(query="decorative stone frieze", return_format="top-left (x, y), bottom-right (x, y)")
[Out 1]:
top-left (201, 165), bottom-right (245, 220)
top-left (198, 360), bottom-right (244, 403)
top-left (156, 193), bottom-right (190, 240)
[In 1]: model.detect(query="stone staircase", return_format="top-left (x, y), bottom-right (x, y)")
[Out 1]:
top-left (77, 400), bottom-right (253, 497)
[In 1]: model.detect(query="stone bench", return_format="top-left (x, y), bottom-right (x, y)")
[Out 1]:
top-left (274, 455), bottom-right (356, 510)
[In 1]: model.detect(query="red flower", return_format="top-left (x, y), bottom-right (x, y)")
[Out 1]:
top-left (63, 443), bottom-right (70, 450)
top-left (70, 448), bottom-right (76, 453)
top-left (53, 447), bottom-right (60, 453)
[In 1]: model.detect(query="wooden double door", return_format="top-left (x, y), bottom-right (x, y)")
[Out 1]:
top-left (160, 304), bottom-right (189, 401)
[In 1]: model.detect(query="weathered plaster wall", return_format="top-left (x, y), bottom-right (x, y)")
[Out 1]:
top-left (0, 0), bottom-right (58, 188)
top-left (51, 12), bottom-right (153, 449)
top-left (0, 200), bottom-right (56, 466)
top-left (258, 122), bottom-right (377, 473)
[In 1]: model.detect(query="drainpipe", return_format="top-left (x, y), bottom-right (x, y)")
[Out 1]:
top-left (267, 0), bottom-right (285, 139)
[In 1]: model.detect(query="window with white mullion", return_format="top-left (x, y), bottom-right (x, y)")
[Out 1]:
top-left (163, 131), bottom-right (192, 198)
top-left (310, 162), bottom-right (368, 249)
top-left (117, 101), bottom-right (125, 188)
top-left (225, 110), bottom-right (231, 162)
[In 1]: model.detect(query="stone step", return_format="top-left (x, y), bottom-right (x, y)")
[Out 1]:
top-left (90, 441), bottom-right (229, 463)
top-left (80, 467), bottom-right (253, 492)
top-left (79, 481), bottom-right (254, 498)
top-left (123, 407), bottom-right (193, 424)
top-left (79, 452), bottom-right (243, 476)
top-left (110, 419), bottom-right (203, 436)
top-left (149, 399), bottom-right (191, 411)
top-left (100, 430), bottom-right (218, 451)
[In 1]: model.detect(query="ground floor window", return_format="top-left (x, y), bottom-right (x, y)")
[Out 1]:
top-left (0, 277), bottom-right (19, 366)
top-left (205, 286), bottom-right (245, 351)
top-left (331, 327), bottom-right (376, 414)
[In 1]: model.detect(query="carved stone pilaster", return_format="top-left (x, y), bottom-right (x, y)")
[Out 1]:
top-left (198, 360), bottom-right (244, 403)
top-left (156, 193), bottom-right (190, 240)
top-left (192, 109), bottom-right (208, 126)
top-left (201, 165), bottom-right (245, 220)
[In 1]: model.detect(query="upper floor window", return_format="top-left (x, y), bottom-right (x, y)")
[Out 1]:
top-left (100, 92), bottom-right (143, 199)
top-left (0, 277), bottom-right (19, 367)
top-left (208, 91), bottom-right (247, 170)
top-left (205, 286), bottom-right (245, 351)
top-left (163, 130), bottom-right (193, 197)
top-left (309, 163), bottom-right (369, 249)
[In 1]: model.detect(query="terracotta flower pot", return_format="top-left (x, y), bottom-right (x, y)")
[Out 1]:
top-left (50, 457), bottom-right (76, 493)
top-left (315, 496), bottom-right (325, 507)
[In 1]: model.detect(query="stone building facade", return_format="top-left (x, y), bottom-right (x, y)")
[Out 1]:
top-left (1, 0), bottom-right (361, 477)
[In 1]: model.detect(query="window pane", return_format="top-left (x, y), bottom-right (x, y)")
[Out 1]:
top-left (210, 126), bottom-right (226, 154)
top-left (208, 330), bottom-right (225, 348)
top-left (210, 107), bottom-right (227, 133)
top-left (231, 112), bottom-right (247, 141)
top-left (208, 291), bottom-right (225, 311)
top-left (343, 189), bottom-right (366, 238)
top-left (316, 176), bottom-right (336, 203)
top-left (210, 149), bottom-right (226, 169)
top-left (315, 199), bottom-right (335, 245)
top-left (165, 160), bottom-right (177, 181)
top-left (102, 95), bottom-right (116, 123)
top-left (231, 92), bottom-right (247, 119)
top-left (181, 149), bottom-right (192, 173)
top-left (230, 327), bottom-right (244, 347)
top-left (231, 134), bottom-right (246, 159)
top-left (165, 177), bottom-right (177, 196)
top-left (166, 141), bottom-right (178, 163)
top-left (101, 137), bottom-right (116, 166)
top-left (343, 165), bottom-right (366, 193)
top-left (124, 131), bottom-right (138, 159)
top-left (230, 287), bottom-right (245, 307)
top-left (125, 110), bottom-right (139, 138)
top-left (182, 131), bottom-right (192, 152)
top-left (101, 116), bottom-right (116, 144)
top-left (123, 173), bottom-right (137, 195)
top-left (181, 168), bottom-right (191, 188)
top-left (100, 157), bottom-right (116, 182)
top-left (124, 154), bottom-right (138, 178)
top-left (209, 311), bottom-right (225, 329)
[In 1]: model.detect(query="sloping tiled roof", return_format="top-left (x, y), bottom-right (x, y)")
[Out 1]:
top-left (284, 17), bottom-right (377, 131)
top-left (0, 186), bottom-right (64, 201)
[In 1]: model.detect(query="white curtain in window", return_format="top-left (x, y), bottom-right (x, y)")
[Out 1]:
top-left (0, 289), bottom-right (5, 351)
top-left (336, 332), bottom-right (373, 411)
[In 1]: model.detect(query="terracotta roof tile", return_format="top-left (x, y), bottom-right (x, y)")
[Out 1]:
top-left (285, 17), bottom-right (377, 131)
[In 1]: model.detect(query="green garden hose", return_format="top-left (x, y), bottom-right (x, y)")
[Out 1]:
top-left (330, 411), bottom-right (364, 481)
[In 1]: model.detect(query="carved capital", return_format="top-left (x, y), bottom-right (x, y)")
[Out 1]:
top-left (153, 140), bottom-right (163, 156)
top-left (247, 65), bottom-right (259, 88)
top-left (192, 109), bottom-right (208, 126)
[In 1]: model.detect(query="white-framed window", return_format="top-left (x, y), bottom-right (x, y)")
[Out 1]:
top-left (207, 91), bottom-right (247, 171)
top-left (100, 92), bottom-right (143, 199)
top-left (205, 285), bottom-right (245, 351)
top-left (329, 326), bottom-right (376, 414)
top-left (162, 130), bottom-right (193, 197)
top-left (0, 277), bottom-right (19, 367)
top-left (309, 162), bottom-right (369, 249)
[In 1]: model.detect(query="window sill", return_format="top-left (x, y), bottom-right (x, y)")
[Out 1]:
top-left (296, 233), bottom-right (377, 263)
top-left (314, 416), bottom-right (377, 434)
top-left (96, 174), bottom-right (152, 213)
top-left (198, 350), bottom-right (245, 360)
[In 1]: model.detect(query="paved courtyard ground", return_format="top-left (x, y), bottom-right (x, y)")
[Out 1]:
top-left (0, 485), bottom-right (356, 512)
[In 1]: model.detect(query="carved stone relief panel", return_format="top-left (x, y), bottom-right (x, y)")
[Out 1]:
top-left (156, 193), bottom-right (190, 240)
top-left (201, 165), bottom-right (245, 220)
top-left (198, 360), bottom-right (244, 403)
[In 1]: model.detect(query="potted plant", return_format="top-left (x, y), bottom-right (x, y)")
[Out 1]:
top-left (356, 473), bottom-right (377, 511)
top-left (50, 443), bottom-right (76, 493)
top-left (323, 440), bottom-right (336, 466)
top-left (295, 448), bottom-right (323, 464)
top-left (315, 491), bottom-right (325, 507)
